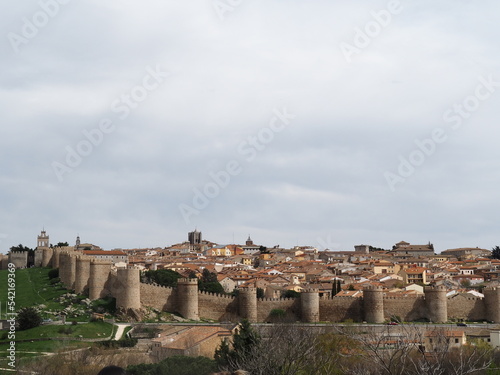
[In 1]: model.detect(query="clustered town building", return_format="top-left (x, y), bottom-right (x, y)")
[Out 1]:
top-left (2, 229), bottom-right (500, 359)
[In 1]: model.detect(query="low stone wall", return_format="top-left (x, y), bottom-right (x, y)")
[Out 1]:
top-left (448, 295), bottom-right (485, 321)
top-left (319, 296), bottom-right (362, 322)
top-left (198, 292), bottom-right (237, 321)
top-left (384, 295), bottom-right (426, 322)
top-left (140, 283), bottom-right (176, 312)
top-left (257, 298), bottom-right (300, 322)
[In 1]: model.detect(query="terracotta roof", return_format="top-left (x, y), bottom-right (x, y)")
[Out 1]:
top-left (83, 250), bottom-right (127, 256)
top-left (404, 267), bottom-right (427, 274)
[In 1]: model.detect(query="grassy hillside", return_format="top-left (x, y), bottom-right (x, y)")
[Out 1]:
top-left (0, 268), bottom-right (119, 374)
top-left (0, 267), bottom-right (68, 312)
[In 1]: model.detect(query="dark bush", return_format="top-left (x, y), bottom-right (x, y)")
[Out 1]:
top-left (18, 307), bottom-right (43, 331)
top-left (48, 268), bottom-right (59, 279)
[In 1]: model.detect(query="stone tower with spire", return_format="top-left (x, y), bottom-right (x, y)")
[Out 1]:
top-left (34, 229), bottom-right (51, 267)
top-left (246, 235), bottom-right (253, 246)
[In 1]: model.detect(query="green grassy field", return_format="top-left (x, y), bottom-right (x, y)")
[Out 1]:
top-left (0, 268), bottom-right (69, 313)
top-left (0, 268), bottom-right (124, 374)
top-left (0, 339), bottom-right (90, 374)
top-left (0, 321), bottom-right (114, 341)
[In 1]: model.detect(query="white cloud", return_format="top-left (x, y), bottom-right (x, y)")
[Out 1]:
top-left (1, 0), bottom-right (500, 253)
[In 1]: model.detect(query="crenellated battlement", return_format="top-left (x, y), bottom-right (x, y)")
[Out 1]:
top-left (178, 278), bottom-right (198, 285)
top-left (90, 259), bottom-right (112, 265)
top-left (363, 285), bottom-right (383, 291)
top-left (198, 290), bottom-right (234, 299)
top-left (383, 295), bottom-right (424, 300)
top-left (302, 288), bottom-right (319, 293)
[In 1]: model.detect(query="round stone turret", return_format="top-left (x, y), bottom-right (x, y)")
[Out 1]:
top-left (301, 289), bottom-right (320, 323)
top-left (59, 252), bottom-right (70, 287)
top-left (177, 278), bottom-right (199, 320)
top-left (89, 259), bottom-right (112, 300)
top-left (74, 256), bottom-right (91, 294)
top-left (363, 285), bottom-right (384, 323)
top-left (115, 267), bottom-right (141, 310)
top-left (239, 287), bottom-right (258, 322)
top-left (484, 287), bottom-right (500, 323)
top-left (425, 286), bottom-right (448, 323)
top-left (41, 248), bottom-right (54, 268)
top-left (67, 253), bottom-right (77, 289)
top-left (52, 248), bottom-right (62, 269)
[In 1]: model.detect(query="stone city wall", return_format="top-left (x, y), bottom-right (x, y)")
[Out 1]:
top-left (256, 298), bottom-right (299, 322)
top-left (140, 283), bottom-right (176, 312)
top-left (319, 296), bottom-right (363, 322)
top-left (447, 294), bottom-right (485, 321)
top-left (383, 295), bottom-right (426, 322)
top-left (37, 250), bottom-right (500, 324)
top-left (198, 292), bottom-right (237, 321)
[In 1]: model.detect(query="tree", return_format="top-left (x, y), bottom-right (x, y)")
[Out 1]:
top-left (142, 269), bottom-right (182, 287)
top-left (10, 244), bottom-right (31, 252)
top-left (18, 307), bottom-right (43, 331)
top-left (215, 319), bottom-right (261, 372)
top-left (333, 325), bottom-right (493, 375)
top-left (201, 268), bottom-right (217, 283)
top-left (198, 268), bottom-right (225, 294)
top-left (332, 279), bottom-right (342, 296)
top-left (460, 278), bottom-right (471, 288)
top-left (218, 323), bottom-right (344, 375)
top-left (259, 245), bottom-right (269, 254)
top-left (232, 319), bottom-right (261, 362)
top-left (214, 338), bottom-right (231, 369)
top-left (48, 268), bottom-right (59, 279)
top-left (200, 281), bottom-right (225, 294)
top-left (492, 246), bottom-right (500, 260)
top-left (127, 356), bottom-right (217, 375)
top-left (282, 290), bottom-right (300, 299)
top-left (56, 242), bottom-right (69, 247)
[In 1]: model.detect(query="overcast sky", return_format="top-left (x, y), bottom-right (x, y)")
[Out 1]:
top-left (1, 0), bottom-right (500, 254)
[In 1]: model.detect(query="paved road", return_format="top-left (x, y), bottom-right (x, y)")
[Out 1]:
top-left (113, 323), bottom-right (131, 340)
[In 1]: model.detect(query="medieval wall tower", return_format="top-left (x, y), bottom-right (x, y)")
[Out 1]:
top-left (300, 288), bottom-right (320, 323)
top-left (59, 252), bottom-right (70, 287)
top-left (74, 255), bottom-right (91, 294)
top-left (52, 247), bottom-right (61, 268)
top-left (177, 278), bottom-right (199, 320)
top-left (67, 252), bottom-right (77, 290)
top-left (41, 247), bottom-right (54, 268)
top-left (35, 229), bottom-right (51, 267)
top-left (89, 259), bottom-right (112, 300)
top-left (8, 251), bottom-right (28, 268)
top-left (238, 288), bottom-right (258, 322)
top-left (363, 285), bottom-right (385, 323)
top-left (425, 285), bottom-right (448, 323)
top-left (115, 267), bottom-right (141, 310)
top-left (484, 287), bottom-right (500, 323)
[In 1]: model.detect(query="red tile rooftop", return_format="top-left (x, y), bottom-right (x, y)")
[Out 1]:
top-left (83, 250), bottom-right (127, 256)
